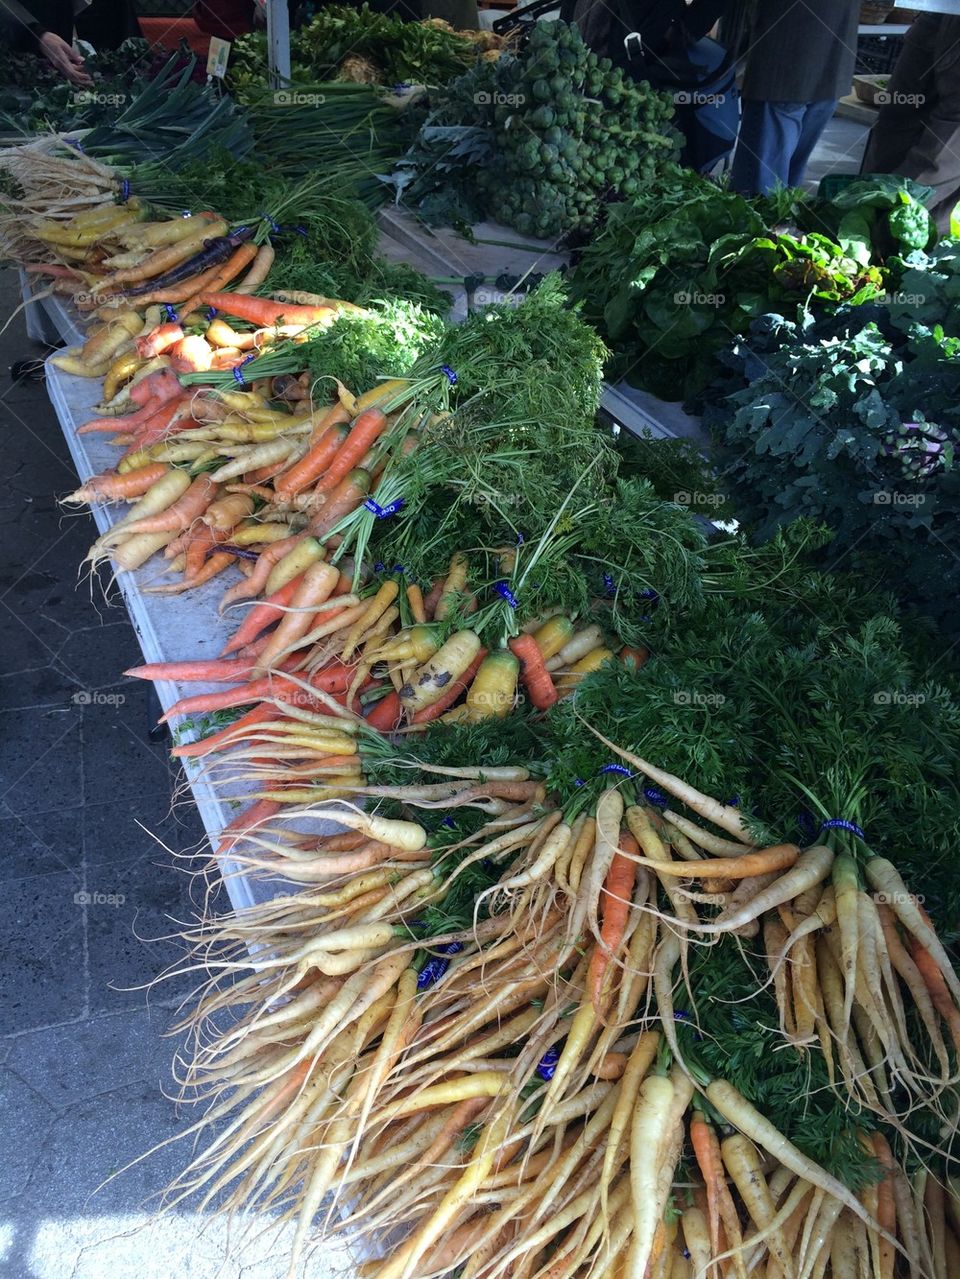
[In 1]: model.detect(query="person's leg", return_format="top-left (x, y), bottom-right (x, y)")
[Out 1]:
top-left (731, 100), bottom-right (805, 195)
top-left (862, 14), bottom-right (939, 175)
top-left (786, 99), bottom-right (837, 187)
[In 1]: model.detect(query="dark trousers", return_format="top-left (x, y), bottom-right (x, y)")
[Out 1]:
top-left (731, 99), bottom-right (836, 195)
top-left (862, 14), bottom-right (960, 234)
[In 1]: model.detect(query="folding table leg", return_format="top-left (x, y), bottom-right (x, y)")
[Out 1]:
top-left (147, 683), bottom-right (167, 742)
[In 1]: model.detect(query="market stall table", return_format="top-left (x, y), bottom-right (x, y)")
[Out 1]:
top-left (45, 357), bottom-right (346, 915)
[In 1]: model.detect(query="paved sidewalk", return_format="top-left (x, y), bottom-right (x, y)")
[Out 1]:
top-left (0, 273), bottom-right (350, 1278)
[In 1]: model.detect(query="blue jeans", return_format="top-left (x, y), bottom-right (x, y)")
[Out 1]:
top-left (731, 99), bottom-right (838, 194)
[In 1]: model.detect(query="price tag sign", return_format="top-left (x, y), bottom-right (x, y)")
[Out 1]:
top-left (207, 36), bottom-right (231, 79)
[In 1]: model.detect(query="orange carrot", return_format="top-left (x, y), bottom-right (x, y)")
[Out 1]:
top-left (307, 468), bottom-right (371, 538)
top-left (411, 648), bottom-right (488, 725)
top-left (219, 535), bottom-right (305, 612)
top-left (253, 562), bottom-right (341, 675)
top-left (176, 244), bottom-right (259, 320)
top-left (160, 662), bottom-right (354, 723)
top-left (151, 550), bottom-right (233, 593)
top-left (690, 1111), bottom-right (723, 1273)
top-left (198, 290), bottom-right (334, 327)
top-left (118, 474), bottom-right (218, 537)
top-left (366, 689), bottom-right (404, 733)
top-left (873, 1132), bottom-right (897, 1279)
top-left (407, 583), bottom-right (426, 624)
top-left (126, 657), bottom-right (258, 683)
top-left (619, 644), bottom-right (650, 669)
top-left (909, 933), bottom-right (960, 1051)
top-left (586, 831), bottom-right (639, 1010)
top-left (422, 579), bottom-right (442, 618)
top-left (66, 463), bottom-right (169, 502)
top-left (171, 703), bottom-right (276, 758)
top-left (221, 572), bottom-right (305, 655)
top-left (313, 409), bottom-right (388, 495)
top-left (509, 632), bottom-right (559, 710)
top-left (217, 798), bottom-right (283, 854)
top-left (275, 421), bottom-right (349, 497)
top-left (136, 323), bottom-right (183, 359)
top-left (184, 522), bottom-right (226, 579)
top-left (308, 402), bottom-right (351, 447)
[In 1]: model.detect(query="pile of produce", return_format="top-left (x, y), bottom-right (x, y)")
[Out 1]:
top-left (7, 39), bottom-right (960, 1279)
top-left (568, 168), bottom-right (889, 399)
top-left (229, 5), bottom-right (506, 97)
top-left (0, 36), bottom-right (158, 135)
top-left (391, 19), bottom-right (680, 238)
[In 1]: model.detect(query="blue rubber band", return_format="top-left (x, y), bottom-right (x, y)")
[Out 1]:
top-left (119, 178), bottom-right (131, 203)
top-left (373, 561), bottom-right (386, 573)
top-left (363, 497), bottom-right (405, 519)
top-left (258, 211), bottom-right (281, 233)
top-left (516, 531), bottom-right (524, 545)
top-left (417, 941), bottom-right (463, 991)
top-left (181, 209), bottom-right (192, 218)
top-left (603, 572), bottom-right (616, 597)
top-left (820, 817), bottom-right (867, 840)
top-left (206, 307), bottom-right (218, 320)
top-left (441, 816), bottom-right (456, 829)
top-left (600, 763), bottom-right (632, 777)
top-left (232, 354), bottom-right (256, 385)
top-left (163, 303), bottom-right (178, 322)
top-left (440, 364), bottom-right (458, 385)
top-left (495, 581), bottom-right (518, 609)
top-left (644, 787), bottom-right (667, 809)
top-left (536, 1045), bottom-right (561, 1081)
top-left (392, 563), bottom-right (405, 575)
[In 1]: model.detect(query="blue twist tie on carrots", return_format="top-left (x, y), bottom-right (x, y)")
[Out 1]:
top-left (417, 942), bottom-right (463, 991)
top-left (393, 563), bottom-right (405, 575)
top-left (232, 354), bottom-right (256, 385)
top-left (440, 364), bottom-right (458, 385)
top-left (536, 1045), bottom-right (561, 1081)
top-left (726, 795), bottom-right (741, 808)
top-left (163, 303), bottom-right (178, 322)
top-left (363, 498), bottom-right (405, 519)
top-left (574, 778), bottom-right (585, 788)
top-left (495, 582), bottom-right (518, 609)
top-left (601, 764), bottom-right (632, 777)
top-left (207, 307), bottom-right (218, 320)
top-left (374, 561), bottom-right (385, 572)
top-left (441, 817), bottom-right (456, 829)
top-left (820, 818), bottom-right (867, 840)
top-left (259, 211), bottom-right (281, 233)
top-left (644, 787), bottom-right (667, 809)
top-left (603, 573), bottom-right (616, 595)
top-left (119, 178), bottom-right (131, 203)
top-left (181, 210), bottom-right (192, 217)
top-left (516, 531), bottom-right (524, 545)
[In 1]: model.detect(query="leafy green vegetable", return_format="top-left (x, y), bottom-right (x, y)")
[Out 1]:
top-left (300, 298), bottom-right (446, 391)
top-left (227, 4), bottom-right (491, 100)
top-left (702, 304), bottom-right (960, 632)
top-left (391, 20), bottom-right (680, 239)
top-left (569, 167), bottom-right (884, 399)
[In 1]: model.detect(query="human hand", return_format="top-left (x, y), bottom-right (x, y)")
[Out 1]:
top-left (38, 31), bottom-right (93, 87)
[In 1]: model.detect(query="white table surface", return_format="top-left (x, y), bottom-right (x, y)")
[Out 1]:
top-left (45, 358), bottom-right (351, 915)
